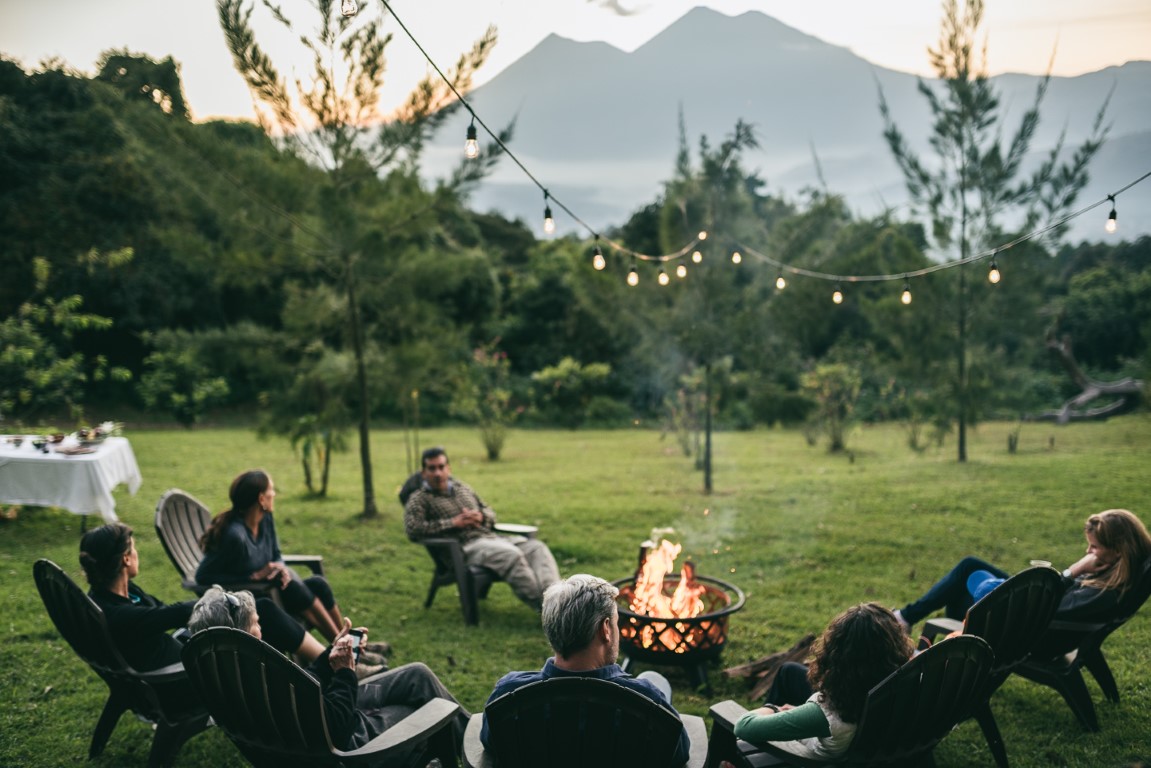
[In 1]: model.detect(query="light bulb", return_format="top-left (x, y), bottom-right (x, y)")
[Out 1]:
top-left (692, 250), bottom-right (702, 264)
top-left (676, 264), bottom-right (687, 279)
top-left (464, 122), bottom-right (479, 159)
top-left (698, 231), bottom-right (708, 240)
top-left (543, 205), bottom-right (555, 235)
top-left (627, 267), bottom-right (639, 287)
top-left (775, 273), bottom-right (786, 290)
top-left (901, 283), bottom-right (912, 305)
top-left (341, 0), bottom-right (358, 17)
top-left (658, 269), bottom-right (670, 286)
top-left (592, 246), bottom-right (606, 271)
top-left (988, 260), bottom-right (1001, 284)
top-left (1105, 206), bottom-right (1117, 234)
top-left (731, 251), bottom-right (742, 264)
top-left (832, 287), bottom-right (843, 304)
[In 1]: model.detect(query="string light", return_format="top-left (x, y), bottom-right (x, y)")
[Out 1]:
top-left (1105, 195), bottom-right (1117, 234)
top-left (901, 278), bottom-right (912, 305)
top-left (832, 285), bottom-right (843, 305)
top-left (988, 256), bottom-right (1001, 284)
top-left (692, 250), bottom-right (703, 264)
top-left (731, 251), bottom-right (742, 264)
top-left (658, 269), bottom-right (670, 286)
top-left (542, 192), bottom-right (555, 235)
top-left (464, 119), bottom-right (479, 159)
top-left (627, 264), bottom-right (639, 287)
top-left (698, 231), bottom-right (708, 240)
top-left (676, 264), bottom-right (687, 278)
top-left (341, 0), bottom-right (358, 16)
top-left (775, 272), bottom-right (786, 290)
top-left (592, 243), bottom-right (606, 271)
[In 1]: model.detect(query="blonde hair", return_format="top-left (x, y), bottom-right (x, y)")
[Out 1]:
top-left (1082, 509), bottom-right (1151, 594)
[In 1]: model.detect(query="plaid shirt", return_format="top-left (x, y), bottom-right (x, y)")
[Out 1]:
top-left (404, 479), bottom-right (497, 545)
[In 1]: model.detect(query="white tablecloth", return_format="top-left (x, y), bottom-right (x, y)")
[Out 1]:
top-left (0, 436), bottom-right (142, 523)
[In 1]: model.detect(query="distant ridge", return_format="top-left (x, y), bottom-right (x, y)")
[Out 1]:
top-left (424, 7), bottom-right (1151, 244)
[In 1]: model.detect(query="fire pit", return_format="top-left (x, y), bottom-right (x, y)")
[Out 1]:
top-left (612, 537), bottom-right (745, 693)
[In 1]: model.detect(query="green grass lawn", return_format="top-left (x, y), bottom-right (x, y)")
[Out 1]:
top-left (2, 419), bottom-right (1149, 766)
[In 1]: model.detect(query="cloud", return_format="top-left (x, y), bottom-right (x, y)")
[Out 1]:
top-left (587, 0), bottom-right (642, 17)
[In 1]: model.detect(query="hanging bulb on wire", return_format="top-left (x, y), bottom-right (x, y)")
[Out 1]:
top-left (775, 272), bottom-right (786, 290)
top-left (658, 269), bottom-right (670, 286)
top-left (731, 251), bottom-right (742, 264)
top-left (832, 285), bottom-right (843, 305)
top-left (592, 244), bottom-right (606, 271)
top-left (626, 265), bottom-right (639, 287)
top-left (464, 120), bottom-right (479, 159)
top-left (988, 258), bottom-right (1001, 284)
top-left (676, 264), bottom-right (687, 279)
top-left (901, 279), bottom-right (912, 305)
top-left (542, 193), bottom-right (555, 235)
top-left (341, 0), bottom-right (358, 17)
top-left (1105, 195), bottom-right (1117, 234)
top-left (692, 250), bottom-right (703, 264)
top-left (698, 231), bottom-right (708, 241)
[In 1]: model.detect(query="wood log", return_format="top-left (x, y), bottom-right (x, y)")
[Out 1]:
top-left (723, 633), bottom-right (815, 702)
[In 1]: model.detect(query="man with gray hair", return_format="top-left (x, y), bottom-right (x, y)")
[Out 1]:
top-left (479, 574), bottom-right (690, 763)
top-left (189, 586), bottom-right (470, 766)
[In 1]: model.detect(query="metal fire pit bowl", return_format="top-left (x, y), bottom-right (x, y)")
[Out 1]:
top-left (611, 574), bottom-right (745, 692)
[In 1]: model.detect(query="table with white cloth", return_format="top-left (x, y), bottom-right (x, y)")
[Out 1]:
top-left (0, 436), bottom-right (142, 523)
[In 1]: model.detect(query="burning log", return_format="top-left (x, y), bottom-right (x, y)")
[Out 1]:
top-left (723, 634), bottom-right (815, 702)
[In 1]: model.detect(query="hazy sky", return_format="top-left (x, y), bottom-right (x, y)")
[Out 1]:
top-left (3, 0), bottom-right (1149, 122)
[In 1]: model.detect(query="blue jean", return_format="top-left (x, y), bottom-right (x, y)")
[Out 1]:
top-left (899, 556), bottom-right (1010, 625)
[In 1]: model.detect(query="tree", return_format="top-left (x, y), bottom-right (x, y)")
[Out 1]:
top-left (451, 340), bottom-right (518, 460)
top-left (216, 0), bottom-right (504, 516)
top-left (879, 0), bottom-right (1108, 461)
top-left (801, 363), bottom-right (862, 452)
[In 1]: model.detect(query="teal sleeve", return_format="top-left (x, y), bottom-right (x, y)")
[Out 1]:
top-left (734, 701), bottom-right (831, 744)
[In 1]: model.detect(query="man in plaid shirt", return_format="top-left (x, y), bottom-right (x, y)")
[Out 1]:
top-left (404, 446), bottom-right (560, 611)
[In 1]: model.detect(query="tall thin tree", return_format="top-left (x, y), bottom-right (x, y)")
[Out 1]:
top-left (217, 0), bottom-right (502, 516)
top-left (879, 0), bottom-right (1108, 461)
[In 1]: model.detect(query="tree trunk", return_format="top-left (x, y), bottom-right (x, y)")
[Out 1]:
top-left (346, 256), bottom-right (379, 518)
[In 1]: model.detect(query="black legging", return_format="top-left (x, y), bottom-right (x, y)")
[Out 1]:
top-left (255, 597), bottom-right (306, 653)
top-left (765, 661), bottom-right (815, 707)
top-left (278, 573), bottom-right (335, 613)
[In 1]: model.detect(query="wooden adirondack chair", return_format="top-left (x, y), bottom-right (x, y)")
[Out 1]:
top-left (463, 676), bottom-right (708, 768)
top-left (706, 635), bottom-right (994, 768)
top-left (921, 565), bottom-right (1065, 767)
top-left (1011, 556), bottom-right (1151, 731)
top-left (181, 626), bottom-right (461, 767)
top-left (33, 559), bottom-right (210, 768)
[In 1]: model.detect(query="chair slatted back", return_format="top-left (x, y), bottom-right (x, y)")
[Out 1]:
top-left (181, 627), bottom-right (334, 766)
top-left (155, 489), bottom-right (212, 583)
top-left (964, 566), bottom-right (1065, 673)
top-left (34, 559), bottom-right (130, 674)
top-left (848, 635), bottom-right (993, 762)
top-left (484, 676), bottom-right (684, 768)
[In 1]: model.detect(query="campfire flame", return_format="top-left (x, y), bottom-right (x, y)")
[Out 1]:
top-left (628, 538), bottom-right (707, 652)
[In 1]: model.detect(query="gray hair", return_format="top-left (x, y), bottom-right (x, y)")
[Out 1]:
top-left (188, 585), bottom-right (258, 635)
top-left (541, 574), bottom-right (620, 657)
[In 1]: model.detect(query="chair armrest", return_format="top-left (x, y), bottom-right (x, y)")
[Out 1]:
top-left (682, 714), bottom-right (708, 768)
top-left (709, 699), bottom-right (748, 731)
top-left (1044, 618), bottom-right (1106, 633)
top-left (134, 661), bottom-right (190, 684)
top-left (922, 617), bottom-right (963, 641)
top-left (462, 712), bottom-right (495, 768)
top-left (339, 697), bottom-right (460, 761)
top-left (283, 554), bottom-right (324, 576)
top-left (494, 523), bottom-right (538, 539)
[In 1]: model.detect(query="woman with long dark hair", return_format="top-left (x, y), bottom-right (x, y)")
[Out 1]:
top-left (196, 469), bottom-right (344, 641)
top-left (80, 522), bottom-right (328, 670)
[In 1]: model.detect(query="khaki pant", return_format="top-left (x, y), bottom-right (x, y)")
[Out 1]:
top-left (463, 535), bottom-right (560, 611)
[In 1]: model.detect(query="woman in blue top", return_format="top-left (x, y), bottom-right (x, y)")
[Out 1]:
top-left (196, 469), bottom-right (344, 641)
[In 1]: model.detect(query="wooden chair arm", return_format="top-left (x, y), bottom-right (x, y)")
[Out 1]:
top-left (283, 554), bottom-right (324, 575)
top-left (922, 617), bottom-right (964, 641)
top-left (339, 697), bottom-right (460, 762)
top-left (709, 699), bottom-right (748, 731)
top-left (494, 523), bottom-right (538, 539)
top-left (682, 714), bottom-right (709, 768)
top-left (462, 712), bottom-right (493, 768)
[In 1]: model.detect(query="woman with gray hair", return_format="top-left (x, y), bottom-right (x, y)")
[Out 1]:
top-left (189, 587), bottom-right (469, 762)
top-left (480, 574), bottom-right (690, 764)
